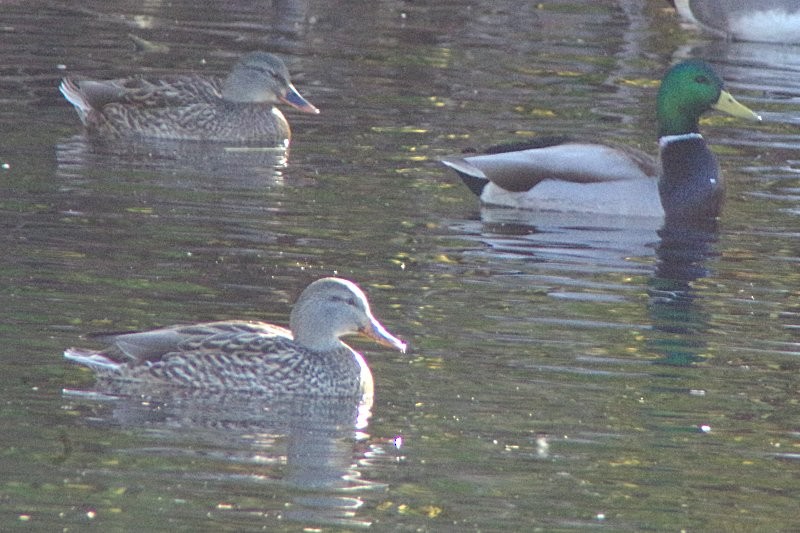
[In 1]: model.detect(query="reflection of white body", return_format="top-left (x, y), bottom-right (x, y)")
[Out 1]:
top-left (673, 0), bottom-right (800, 43)
top-left (473, 207), bottom-right (662, 269)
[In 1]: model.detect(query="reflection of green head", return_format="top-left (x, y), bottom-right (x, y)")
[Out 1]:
top-left (657, 60), bottom-right (759, 137)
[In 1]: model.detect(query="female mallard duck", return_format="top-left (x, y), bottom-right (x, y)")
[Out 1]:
top-left (59, 51), bottom-right (319, 144)
top-left (441, 60), bottom-right (761, 221)
top-left (64, 278), bottom-right (407, 397)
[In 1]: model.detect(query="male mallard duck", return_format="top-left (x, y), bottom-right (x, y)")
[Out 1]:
top-left (59, 51), bottom-right (319, 144)
top-left (441, 60), bottom-right (761, 221)
top-left (669, 0), bottom-right (800, 43)
top-left (64, 278), bottom-right (407, 397)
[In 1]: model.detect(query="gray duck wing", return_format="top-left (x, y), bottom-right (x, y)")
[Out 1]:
top-left (444, 139), bottom-right (658, 193)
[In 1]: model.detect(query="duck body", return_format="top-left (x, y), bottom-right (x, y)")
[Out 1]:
top-left (442, 60), bottom-right (761, 221)
top-left (443, 136), bottom-right (664, 218)
top-left (671, 0), bottom-right (800, 43)
top-left (59, 52), bottom-right (319, 144)
top-left (64, 278), bottom-right (406, 397)
top-left (60, 76), bottom-right (294, 143)
top-left (64, 321), bottom-right (369, 396)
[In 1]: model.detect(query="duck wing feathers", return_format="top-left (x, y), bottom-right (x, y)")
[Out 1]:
top-left (89, 320), bottom-right (291, 363)
top-left (442, 138), bottom-right (658, 193)
top-left (63, 75), bottom-right (224, 111)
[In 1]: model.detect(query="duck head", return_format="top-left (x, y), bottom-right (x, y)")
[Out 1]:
top-left (657, 59), bottom-right (760, 138)
top-left (222, 51), bottom-right (319, 114)
top-left (289, 277), bottom-right (407, 353)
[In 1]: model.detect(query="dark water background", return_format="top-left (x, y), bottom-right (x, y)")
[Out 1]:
top-left (1, 1), bottom-right (798, 531)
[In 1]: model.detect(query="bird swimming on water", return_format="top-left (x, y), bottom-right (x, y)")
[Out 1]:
top-left (441, 59), bottom-right (761, 221)
top-left (59, 51), bottom-right (319, 145)
top-left (64, 278), bottom-right (407, 397)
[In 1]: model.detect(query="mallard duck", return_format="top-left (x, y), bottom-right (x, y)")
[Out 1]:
top-left (669, 0), bottom-right (800, 43)
top-left (59, 51), bottom-right (319, 144)
top-left (441, 60), bottom-right (761, 221)
top-left (64, 278), bottom-right (407, 397)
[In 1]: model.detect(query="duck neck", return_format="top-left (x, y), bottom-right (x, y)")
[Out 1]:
top-left (221, 69), bottom-right (271, 104)
top-left (657, 133), bottom-right (724, 220)
top-left (292, 327), bottom-right (343, 353)
top-left (290, 307), bottom-right (343, 353)
top-left (658, 134), bottom-right (712, 183)
top-left (657, 109), bottom-right (701, 139)
top-left (658, 132), bottom-right (703, 146)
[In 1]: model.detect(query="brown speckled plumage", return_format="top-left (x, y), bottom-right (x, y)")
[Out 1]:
top-left (64, 278), bottom-right (406, 397)
top-left (59, 52), bottom-right (318, 144)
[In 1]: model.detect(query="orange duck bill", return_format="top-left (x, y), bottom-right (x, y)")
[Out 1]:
top-left (359, 317), bottom-right (407, 353)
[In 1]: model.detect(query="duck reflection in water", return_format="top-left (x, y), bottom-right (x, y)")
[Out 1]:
top-left (65, 390), bottom-right (387, 529)
top-left (55, 132), bottom-right (292, 188)
top-left (648, 217), bottom-right (719, 366)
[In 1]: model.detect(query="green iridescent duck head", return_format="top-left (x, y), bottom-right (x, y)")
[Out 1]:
top-left (656, 59), bottom-right (760, 138)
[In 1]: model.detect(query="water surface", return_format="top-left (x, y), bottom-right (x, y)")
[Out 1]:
top-left (1, 0), bottom-right (798, 531)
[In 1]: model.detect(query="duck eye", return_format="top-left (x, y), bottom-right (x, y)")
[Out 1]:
top-left (695, 75), bottom-right (709, 85)
top-left (331, 295), bottom-right (358, 307)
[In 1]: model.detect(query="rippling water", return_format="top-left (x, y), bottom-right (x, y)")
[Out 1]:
top-left (1, 0), bottom-right (798, 531)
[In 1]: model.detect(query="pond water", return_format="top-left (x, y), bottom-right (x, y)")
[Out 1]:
top-left (1, 0), bottom-right (799, 531)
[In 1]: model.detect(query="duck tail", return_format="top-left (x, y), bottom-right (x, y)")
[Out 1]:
top-left (440, 157), bottom-right (489, 197)
top-left (59, 78), bottom-right (92, 125)
top-left (64, 348), bottom-right (122, 373)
